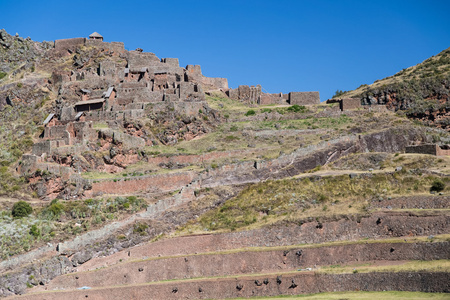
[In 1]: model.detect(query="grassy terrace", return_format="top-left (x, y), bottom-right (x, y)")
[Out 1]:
top-left (179, 169), bottom-right (448, 233)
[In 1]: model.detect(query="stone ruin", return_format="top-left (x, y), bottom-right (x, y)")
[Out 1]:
top-left (326, 98), bottom-right (362, 111)
top-left (405, 144), bottom-right (450, 156)
top-left (226, 85), bottom-right (320, 105)
top-left (20, 32), bottom-right (336, 196)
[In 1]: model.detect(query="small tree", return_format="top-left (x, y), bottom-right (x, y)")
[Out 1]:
top-left (12, 201), bottom-right (32, 218)
top-left (29, 225), bottom-right (40, 237)
top-left (332, 90), bottom-right (347, 98)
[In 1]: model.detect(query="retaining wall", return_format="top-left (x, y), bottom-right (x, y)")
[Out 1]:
top-left (19, 272), bottom-right (450, 300)
top-left (47, 241), bottom-right (450, 290)
top-left (78, 211), bottom-right (450, 268)
top-left (91, 171), bottom-right (196, 195)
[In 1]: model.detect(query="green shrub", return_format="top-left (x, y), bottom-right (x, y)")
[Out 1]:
top-left (0, 72), bottom-right (7, 80)
top-left (287, 104), bottom-right (305, 113)
top-left (245, 110), bottom-right (256, 116)
top-left (430, 179), bottom-right (445, 192)
top-left (29, 225), bottom-right (40, 237)
top-left (333, 90), bottom-right (347, 98)
top-left (133, 222), bottom-right (148, 236)
top-left (44, 199), bottom-right (65, 219)
top-left (225, 135), bottom-right (239, 141)
top-left (12, 201), bottom-right (32, 218)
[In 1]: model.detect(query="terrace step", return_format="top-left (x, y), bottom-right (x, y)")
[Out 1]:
top-left (18, 269), bottom-right (450, 300)
top-left (36, 240), bottom-right (449, 291)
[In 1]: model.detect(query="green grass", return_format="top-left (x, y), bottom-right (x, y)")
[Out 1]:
top-left (93, 122), bottom-right (109, 129)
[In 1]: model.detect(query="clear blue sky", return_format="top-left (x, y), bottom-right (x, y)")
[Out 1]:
top-left (1, 0), bottom-right (450, 100)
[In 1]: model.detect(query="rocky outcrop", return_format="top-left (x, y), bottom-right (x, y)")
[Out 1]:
top-left (0, 29), bottom-right (52, 75)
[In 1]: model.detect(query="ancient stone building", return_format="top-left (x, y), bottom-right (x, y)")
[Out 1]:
top-left (227, 85), bottom-right (262, 104)
top-left (289, 92), bottom-right (320, 105)
top-left (227, 85), bottom-right (320, 106)
top-left (326, 98), bottom-right (361, 111)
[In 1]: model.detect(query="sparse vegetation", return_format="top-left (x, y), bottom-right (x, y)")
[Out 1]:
top-left (0, 196), bottom-right (146, 259)
top-left (182, 172), bottom-right (446, 233)
top-left (287, 104), bottom-right (306, 113)
top-left (332, 89), bottom-right (348, 98)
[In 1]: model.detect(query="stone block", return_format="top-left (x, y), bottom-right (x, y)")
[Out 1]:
top-left (289, 92), bottom-right (320, 105)
top-left (54, 38), bottom-right (85, 50)
top-left (341, 98), bottom-right (361, 110)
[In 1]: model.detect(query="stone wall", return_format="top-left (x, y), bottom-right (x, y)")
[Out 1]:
top-left (405, 144), bottom-right (450, 156)
top-left (227, 85), bottom-right (261, 104)
top-left (289, 92), bottom-right (320, 105)
top-left (127, 51), bottom-right (160, 68)
top-left (53, 38), bottom-right (125, 54)
top-left (200, 76), bottom-right (228, 90)
top-left (54, 38), bottom-right (85, 51)
top-left (260, 93), bottom-right (288, 105)
top-left (98, 128), bottom-right (145, 150)
top-left (327, 98), bottom-right (361, 111)
top-left (43, 122), bottom-right (96, 145)
top-left (46, 241), bottom-right (449, 291)
top-left (85, 39), bottom-right (125, 52)
top-left (91, 172), bottom-right (197, 195)
top-left (17, 272), bottom-right (450, 299)
top-left (185, 65), bottom-right (228, 90)
top-left (341, 97), bottom-right (361, 110)
top-left (405, 144), bottom-right (438, 155)
top-left (32, 140), bottom-right (52, 156)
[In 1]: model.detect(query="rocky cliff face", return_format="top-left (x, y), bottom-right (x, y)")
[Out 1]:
top-left (340, 47), bottom-right (450, 130)
top-left (358, 75), bottom-right (450, 129)
top-left (0, 29), bottom-right (52, 74)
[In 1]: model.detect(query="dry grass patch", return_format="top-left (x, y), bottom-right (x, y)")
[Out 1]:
top-left (181, 172), bottom-right (448, 233)
top-left (318, 259), bottom-right (450, 274)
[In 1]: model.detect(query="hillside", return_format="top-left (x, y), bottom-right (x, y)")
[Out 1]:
top-left (0, 30), bottom-right (449, 299)
top-left (338, 46), bottom-right (450, 130)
